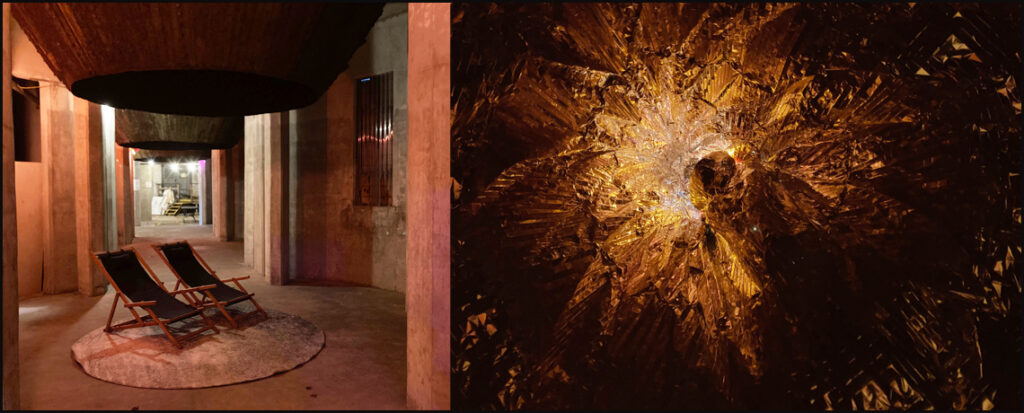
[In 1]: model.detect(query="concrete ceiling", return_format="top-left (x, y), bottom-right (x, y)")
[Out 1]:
top-left (10, 16), bottom-right (58, 84)
top-left (11, 3), bottom-right (384, 116)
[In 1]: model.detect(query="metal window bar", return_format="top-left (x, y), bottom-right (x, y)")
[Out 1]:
top-left (355, 73), bottom-right (393, 206)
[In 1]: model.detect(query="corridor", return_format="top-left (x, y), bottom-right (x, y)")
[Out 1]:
top-left (18, 227), bottom-right (406, 410)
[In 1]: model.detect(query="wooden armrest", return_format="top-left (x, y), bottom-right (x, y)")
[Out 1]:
top-left (171, 284), bottom-right (217, 295)
top-left (124, 301), bottom-right (157, 308)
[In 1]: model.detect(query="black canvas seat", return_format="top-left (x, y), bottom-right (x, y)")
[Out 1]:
top-left (129, 284), bottom-right (198, 320)
top-left (206, 283), bottom-right (249, 303)
top-left (93, 248), bottom-right (220, 348)
top-left (153, 241), bottom-right (268, 328)
top-left (156, 243), bottom-right (248, 303)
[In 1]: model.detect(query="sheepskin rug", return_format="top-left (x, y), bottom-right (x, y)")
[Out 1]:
top-left (71, 306), bottom-right (325, 389)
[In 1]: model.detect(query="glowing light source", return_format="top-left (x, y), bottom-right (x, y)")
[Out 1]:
top-left (19, 305), bottom-right (46, 315)
top-left (188, 162), bottom-right (198, 172)
top-left (170, 162), bottom-right (180, 172)
top-left (148, 159), bottom-right (155, 166)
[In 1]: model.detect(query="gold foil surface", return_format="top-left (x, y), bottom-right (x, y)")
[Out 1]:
top-left (452, 2), bottom-right (1021, 410)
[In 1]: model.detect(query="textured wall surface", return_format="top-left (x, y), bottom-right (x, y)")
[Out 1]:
top-left (212, 142), bottom-right (244, 242)
top-left (244, 114), bottom-right (267, 272)
top-left (264, 113), bottom-right (288, 284)
top-left (453, 3), bottom-right (1021, 410)
top-left (266, 4), bottom-right (409, 292)
top-left (348, 2), bottom-right (410, 293)
top-left (2, 4), bottom-right (21, 409)
top-left (114, 144), bottom-right (135, 246)
top-left (73, 99), bottom-right (107, 296)
top-left (407, 3), bottom-right (451, 409)
top-left (15, 161), bottom-right (42, 298)
top-left (40, 84), bottom-right (79, 294)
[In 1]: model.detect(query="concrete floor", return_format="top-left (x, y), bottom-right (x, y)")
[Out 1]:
top-left (18, 224), bottom-right (407, 410)
top-left (137, 214), bottom-right (201, 226)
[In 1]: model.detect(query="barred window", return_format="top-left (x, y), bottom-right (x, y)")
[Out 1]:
top-left (355, 72), bottom-right (394, 206)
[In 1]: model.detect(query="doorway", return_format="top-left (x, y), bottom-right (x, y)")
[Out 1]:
top-left (133, 157), bottom-right (213, 240)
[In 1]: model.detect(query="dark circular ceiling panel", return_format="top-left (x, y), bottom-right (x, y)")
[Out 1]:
top-left (11, 3), bottom-right (383, 116)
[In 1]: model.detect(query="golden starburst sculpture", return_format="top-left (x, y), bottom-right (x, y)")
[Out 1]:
top-left (453, 2), bottom-right (1021, 410)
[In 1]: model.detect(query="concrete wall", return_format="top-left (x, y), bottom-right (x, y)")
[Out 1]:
top-left (12, 85), bottom-right (41, 162)
top-left (5, 8), bottom-right (118, 408)
top-left (15, 161), bottom-right (42, 298)
top-left (9, 25), bottom-right (109, 301)
top-left (213, 141), bottom-right (244, 241)
top-left (406, 3), bottom-right (450, 409)
top-left (3, 5), bottom-right (21, 408)
top-left (10, 15), bottom-right (57, 84)
top-left (288, 80), bottom-right (380, 285)
top-left (343, 2), bottom-right (409, 292)
top-left (243, 4), bottom-right (408, 292)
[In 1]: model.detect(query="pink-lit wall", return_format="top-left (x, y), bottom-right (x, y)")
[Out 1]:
top-left (406, 2), bottom-right (450, 409)
top-left (244, 5), bottom-right (409, 292)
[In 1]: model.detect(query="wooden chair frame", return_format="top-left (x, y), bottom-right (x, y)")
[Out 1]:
top-left (152, 240), bottom-right (268, 329)
top-left (92, 247), bottom-right (220, 348)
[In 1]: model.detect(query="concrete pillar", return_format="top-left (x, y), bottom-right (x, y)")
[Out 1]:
top-left (200, 159), bottom-right (212, 225)
top-left (287, 110), bottom-right (299, 278)
top-left (265, 112), bottom-right (290, 285)
top-left (40, 82), bottom-right (79, 294)
top-left (213, 141), bottom-right (244, 241)
top-left (100, 105), bottom-right (117, 251)
top-left (2, 4), bottom-right (20, 409)
top-left (73, 98), bottom-right (107, 296)
top-left (134, 160), bottom-right (153, 225)
top-left (232, 141), bottom-right (244, 241)
top-left (127, 150), bottom-right (135, 241)
top-left (244, 115), bottom-right (266, 272)
top-left (212, 148), bottom-right (230, 240)
top-left (114, 144), bottom-right (134, 246)
top-left (406, 3), bottom-right (450, 409)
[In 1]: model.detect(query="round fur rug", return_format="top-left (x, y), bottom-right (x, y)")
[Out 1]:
top-left (71, 307), bottom-right (325, 389)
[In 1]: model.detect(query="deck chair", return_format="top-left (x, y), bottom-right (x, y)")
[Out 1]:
top-left (152, 240), bottom-right (267, 328)
top-left (92, 248), bottom-right (220, 348)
